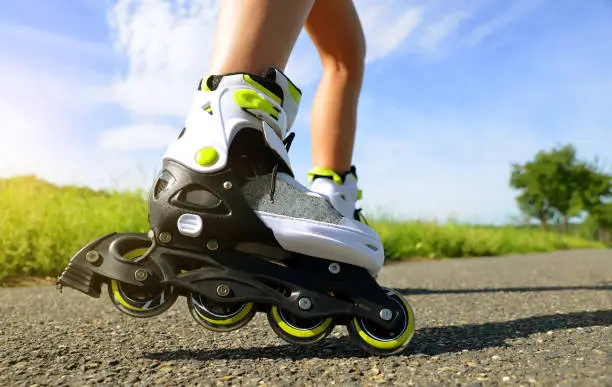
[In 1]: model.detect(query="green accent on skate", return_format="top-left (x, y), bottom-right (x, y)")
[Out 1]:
top-left (270, 305), bottom-right (333, 338)
top-left (195, 302), bottom-right (255, 325)
top-left (123, 248), bottom-right (148, 260)
top-left (110, 247), bottom-right (152, 311)
top-left (307, 166), bottom-right (344, 185)
top-left (351, 290), bottom-right (414, 351)
top-left (110, 280), bottom-right (145, 311)
top-left (200, 75), bottom-right (212, 91)
top-left (287, 81), bottom-right (302, 105)
top-left (195, 147), bottom-right (219, 167)
top-left (234, 89), bottom-right (279, 119)
top-left (109, 247), bottom-right (151, 311)
top-left (243, 74), bottom-right (282, 104)
top-left (203, 105), bottom-right (212, 114)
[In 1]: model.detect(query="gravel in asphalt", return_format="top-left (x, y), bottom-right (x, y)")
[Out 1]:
top-left (1, 249), bottom-right (610, 386)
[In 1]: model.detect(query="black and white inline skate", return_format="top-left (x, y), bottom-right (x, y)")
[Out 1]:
top-left (57, 68), bottom-right (415, 356)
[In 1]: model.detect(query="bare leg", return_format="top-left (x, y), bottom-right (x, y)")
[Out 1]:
top-left (305, 0), bottom-right (366, 172)
top-left (210, 0), bottom-right (314, 75)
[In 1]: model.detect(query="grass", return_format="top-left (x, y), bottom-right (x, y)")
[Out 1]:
top-left (374, 220), bottom-right (603, 260)
top-left (0, 175), bottom-right (606, 284)
top-left (0, 176), bottom-right (149, 283)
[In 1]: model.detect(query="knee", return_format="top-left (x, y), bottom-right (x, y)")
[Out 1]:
top-left (320, 33), bottom-right (366, 81)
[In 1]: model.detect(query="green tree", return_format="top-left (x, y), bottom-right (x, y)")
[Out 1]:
top-left (515, 191), bottom-right (554, 231)
top-left (510, 163), bottom-right (556, 231)
top-left (510, 144), bottom-right (611, 234)
top-left (588, 202), bottom-right (612, 244)
top-left (538, 144), bottom-right (584, 233)
top-left (572, 160), bottom-right (612, 213)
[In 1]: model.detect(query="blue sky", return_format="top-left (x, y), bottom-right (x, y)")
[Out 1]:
top-left (1, 0), bottom-right (611, 224)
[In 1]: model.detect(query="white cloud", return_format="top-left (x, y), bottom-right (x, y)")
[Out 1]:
top-left (465, 0), bottom-right (545, 47)
top-left (0, 98), bottom-right (158, 191)
top-left (0, 102), bottom-right (29, 133)
top-left (415, 11), bottom-right (471, 54)
top-left (98, 123), bottom-right (180, 150)
top-left (355, 1), bottom-right (423, 63)
top-left (0, 23), bottom-right (111, 60)
top-left (0, 35), bottom-right (158, 192)
top-left (0, 62), bottom-right (91, 165)
top-left (106, 0), bottom-right (218, 118)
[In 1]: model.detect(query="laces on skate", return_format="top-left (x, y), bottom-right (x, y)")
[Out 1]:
top-left (269, 131), bottom-right (296, 202)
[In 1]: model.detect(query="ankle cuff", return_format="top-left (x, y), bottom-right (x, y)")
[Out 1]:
top-left (307, 166), bottom-right (357, 185)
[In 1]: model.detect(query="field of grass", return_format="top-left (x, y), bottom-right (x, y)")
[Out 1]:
top-left (0, 176), bottom-right (606, 283)
top-left (375, 221), bottom-right (603, 260)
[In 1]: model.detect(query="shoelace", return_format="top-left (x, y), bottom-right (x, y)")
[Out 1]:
top-left (269, 132), bottom-right (296, 202)
top-left (269, 132), bottom-right (368, 226)
top-left (355, 208), bottom-right (369, 225)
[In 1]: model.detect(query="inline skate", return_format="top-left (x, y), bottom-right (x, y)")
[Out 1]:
top-left (56, 68), bottom-right (415, 356)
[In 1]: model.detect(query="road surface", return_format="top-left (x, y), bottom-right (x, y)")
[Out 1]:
top-left (1, 250), bottom-right (610, 386)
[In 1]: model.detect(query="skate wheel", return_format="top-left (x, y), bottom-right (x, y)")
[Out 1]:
top-left (346, 288), bottom-right (415, 356)
top-left (108, 248), bottom-right (178, 318)
top-left (267, 305), bottom-right (335, 345)
top-left (187, 292), bottom-right (256, 332)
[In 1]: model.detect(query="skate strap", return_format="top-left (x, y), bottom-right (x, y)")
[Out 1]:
top-left (308, 166), bottom-right (362, 199)
top-left (199, 71), bottom-right (290, 105)
top-left (264, 68), bottom-right (301, 131)
top-left (199, 68), bottom-right (302, 132)
top-left (307, 166), bottom-right (358, 184)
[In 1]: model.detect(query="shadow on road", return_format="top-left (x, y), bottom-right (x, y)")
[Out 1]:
top-left (395, 284), bottom-right (612, 295)
top-left (409, 309), bottom-right (612, 356)
top-left (142, 309), bottom-right (611, 361)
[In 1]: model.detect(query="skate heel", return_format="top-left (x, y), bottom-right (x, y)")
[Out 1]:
top-left (57, 258), bottom-right (101, 297)
top-left (56, 232), bottom-right (120, 297)
top-left (56, 232), bottom-right (155, 296)
top-left (56, 232), bottom-right (180, 318)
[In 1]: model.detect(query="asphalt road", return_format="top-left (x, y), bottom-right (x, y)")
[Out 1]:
top-left (1, 250), bottom-right (610, 386)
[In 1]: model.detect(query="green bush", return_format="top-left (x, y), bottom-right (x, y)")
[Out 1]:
top-left (374, 220), bottom-right (604, 261)
top-left (0, 176), bottom-right (148, 281)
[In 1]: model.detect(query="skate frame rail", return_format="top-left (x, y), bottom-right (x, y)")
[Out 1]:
top-left (57, 232), bottom-right (402, 329)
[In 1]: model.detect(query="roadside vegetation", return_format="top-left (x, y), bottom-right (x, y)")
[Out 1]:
top-left (3, 142), bottom-right (610, 285)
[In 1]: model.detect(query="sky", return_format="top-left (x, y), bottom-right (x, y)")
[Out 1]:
top-left (1, 0), bottom-right (611, 224)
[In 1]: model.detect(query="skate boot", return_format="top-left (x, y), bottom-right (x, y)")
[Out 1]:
top-left (56, 67), bottom-right (415, 356)
top-left (307, 165), bottom-right (367, 223)
top-left (159, 69), bottom-right (381, 273)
